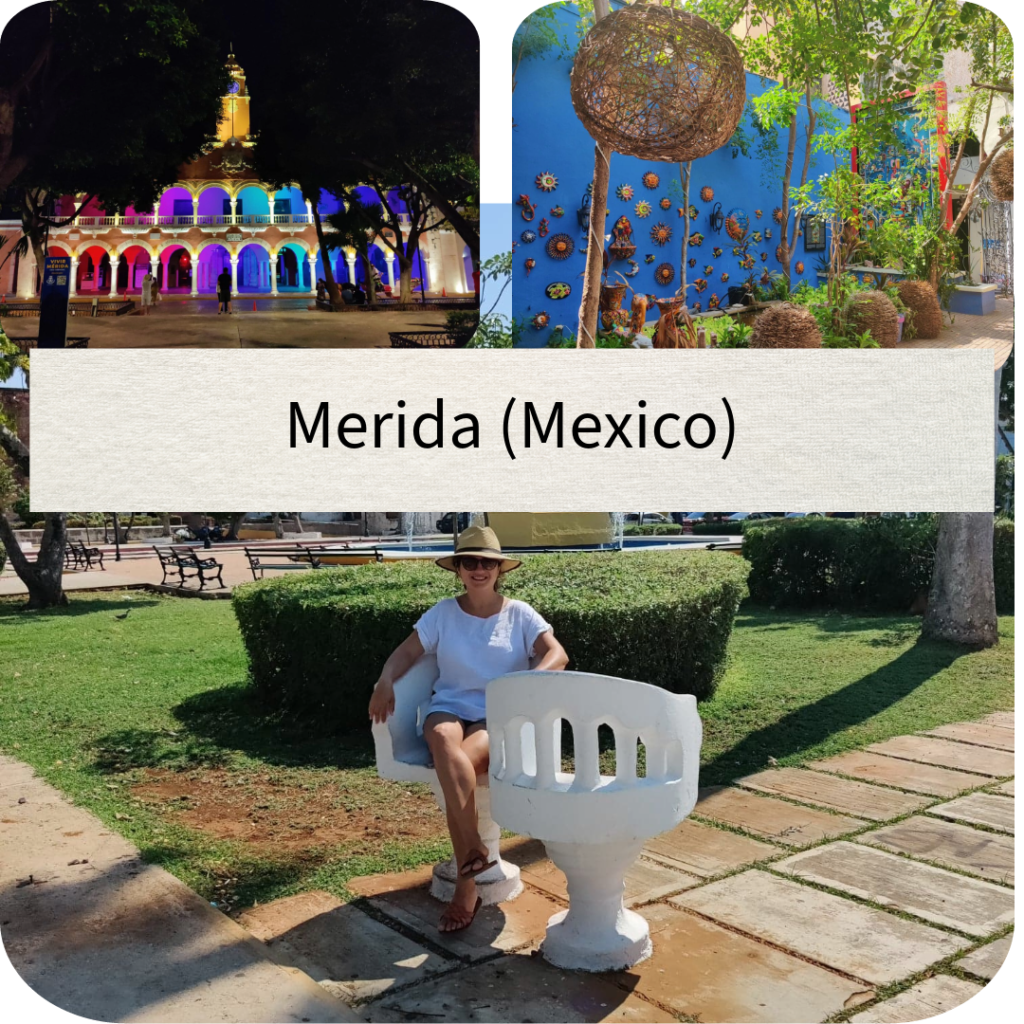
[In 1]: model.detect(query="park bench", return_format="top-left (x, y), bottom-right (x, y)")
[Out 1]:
top-left (372, 656), bottom-right (523, 906)
top-left (153, 546), bottom-right (185, 586)
top-left (66, 539), bottom-right (105, 571)
top-left (388, 329), bottom-right (475, 348)
top-left (487, 670), bottom-right (702, 971)
top-left (244, 545), bottom-right (322, 581)
top-left (170, 545), bottom-right (225, 591)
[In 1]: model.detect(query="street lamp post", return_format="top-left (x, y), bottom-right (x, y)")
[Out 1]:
top-left (111, 512), bottom-right (121, 562)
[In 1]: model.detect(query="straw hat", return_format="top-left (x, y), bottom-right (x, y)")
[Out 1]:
top-left (436, 524), bottom-right (522, 574)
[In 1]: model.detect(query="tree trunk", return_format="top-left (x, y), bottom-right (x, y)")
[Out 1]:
top-left (228, 513), bottom-right (247, 541)
top-left (575, 0), bottom-right (612, 349)
top-left (160, 513), bottom-right (171, 537)
top-left (0, 511), bottom-right (68, 609)
top-left (362, 250), bottom-right (377, 305)
top-left (0, 423), bottom-right (30, 476)
top-left (292, 512), bottom-right (305, 534)
top-left (398, 256), bottom-right (413, 304)
top-left (308, 201), bottom-right (342, 309)
top-left (922, 513), bottom-right (998, 648)
top-left (124, 512), bottom-right (136, 541)
top-left (272, 512), bottom-right (284, 539)
top-left (677, 161), bottom-right (691, 299)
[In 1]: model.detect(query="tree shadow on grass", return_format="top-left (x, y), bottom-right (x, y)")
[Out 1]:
top-left (93, 683), bottom-right (376, 774)
top-left (0, 596), bottom-right (162, 623)
top-left (701, 635), bottom-right (967, 786)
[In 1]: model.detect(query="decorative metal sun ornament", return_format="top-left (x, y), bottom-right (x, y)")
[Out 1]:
top-left (700, 186), bottom-right (715, 202)
top-left (546, 233), bottom-right (575, 260)
top-left (795, 261), bottom-right (805, 274)
top-left (532, 311), bottom-right (550, 330)
top-left (654, 263), bottom-right (675, 286)
top-left (521, 230), bottom-right (536, 244)
top-left (570, 5), bottom-right (745, 161)
top-left (660, 197), bottom-right (672, 209)
top-left (650, 222), bottom-right (672, 246)
top-left (642, 171), bottom-right (660, 189)
top-left (772, 207), bottom-right (784, 223)
top-left (616, 183), bottom-right (635, 201)
top-left (635, 200), bottom-right (652, 218)
top-left (536, 172), bottom-right (559, 192)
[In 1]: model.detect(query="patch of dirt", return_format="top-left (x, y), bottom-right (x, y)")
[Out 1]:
top-left (132, 768), bottom-right (446, 854)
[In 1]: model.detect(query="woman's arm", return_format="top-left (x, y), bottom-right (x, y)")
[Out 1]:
top-left (368, 631), bottom-right (425, 723)
top-left (531, 630), bottom-right (569, 671)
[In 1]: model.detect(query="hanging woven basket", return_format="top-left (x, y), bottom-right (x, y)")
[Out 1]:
top-left (570, 4), bottom-right (746, 162)
top-left (844, 290), bottom-right (900, 348)
top-left (895, 280), bottom-right (942, 340)
top-left (750, 303), bottom-right (822, 349)
top-left (990, 148), bottom-right (1013, 203)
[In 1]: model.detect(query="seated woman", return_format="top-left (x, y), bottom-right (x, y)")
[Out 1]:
top-left (369, 525), bottom-right (568, 933)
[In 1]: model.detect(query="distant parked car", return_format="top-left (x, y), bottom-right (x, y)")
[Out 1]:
top-left (624, 512), bottom-right (671, 525)
top-left (727, 512), bottom-right (780, 521)
top-left (436, 513), bottom-right (471, 532)
top-left (785, 512), bottom-right (826, 518)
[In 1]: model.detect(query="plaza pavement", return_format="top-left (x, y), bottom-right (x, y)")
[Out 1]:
top-left (1, 713), bottom-right (1013, 1022)
top-left (3, 299), bottom-right (451, 349)
top-left (900, 296), bottom-right (1014, 369)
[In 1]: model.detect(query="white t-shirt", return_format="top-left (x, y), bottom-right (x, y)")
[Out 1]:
top-left (415, 597), bottom-right (553, 723)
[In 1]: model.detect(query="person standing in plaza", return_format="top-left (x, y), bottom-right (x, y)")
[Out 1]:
top-left (141, 270), bottom-right (154, 315)
top-left (217, 267), bottom-right (232, 314)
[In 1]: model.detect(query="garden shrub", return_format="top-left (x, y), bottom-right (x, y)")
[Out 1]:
top-left (744, 516), bottom-right (1013, 614)
top-left (233, 551), bottom-right (750, 732)
top-left (994, 518), bottom-right (1013, 615)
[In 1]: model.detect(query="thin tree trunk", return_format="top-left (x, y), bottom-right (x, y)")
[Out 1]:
top-left (292, 512), bottom-right (305, 534)
top-left (398, 256), bottom-right (413, 304)
top-left (677, 161), bottom-right (691, 298)
top-left (922, 513), bottom-right (998, 648)
top-left (0, 423), bottom-right (30, 476)
top-left (272, 512), bottom-right (284, 539)
top-left (160, 513), bottom-right (171, 537)
top-left (575, 0), bottom-right (612, 349)
top-left (228, 513), bottom-right (247, 541)
top-left (780, 94), bottom-right (798, 282)
top-left (0, 511), bottom-right (68, 608)
top-left (308, 200), bottom-right (342, 309)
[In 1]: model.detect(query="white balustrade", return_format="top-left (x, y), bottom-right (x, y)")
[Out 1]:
top-left (372, 656), bottom-right (523, 905)
top-left (488, 670), bottom-right (702, 971)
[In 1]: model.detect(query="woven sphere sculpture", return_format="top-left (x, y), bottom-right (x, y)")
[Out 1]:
top-left (990, 148), bottom-right (1013, 202)
top-left (845, 290), bottom-right (900, 348)
top-left (896, 280), bottom-right (942, 340)
top-left (570, 4), bottom-right (746, 162)
top-left (750, 303), bottom-right (822, 349)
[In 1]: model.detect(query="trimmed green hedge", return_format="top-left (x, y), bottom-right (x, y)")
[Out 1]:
top-left (233, 551), bottom-right (750, 732)
top-left (744, 516), bottom-right (1013, 613)
top-left (994, 518), bottom-right (1013, 614)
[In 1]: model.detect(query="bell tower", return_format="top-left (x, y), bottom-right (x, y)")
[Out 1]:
top-left (218, 48), bottom-right (251, 145)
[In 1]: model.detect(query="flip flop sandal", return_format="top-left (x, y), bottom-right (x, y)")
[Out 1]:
top-left (459, 852), bottom-right (497, 879)
top-left (438, 896), bottom-right (483, 934)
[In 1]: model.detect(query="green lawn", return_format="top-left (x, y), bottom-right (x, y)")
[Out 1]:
top-left (0, 593), bottom-right (1013, 911)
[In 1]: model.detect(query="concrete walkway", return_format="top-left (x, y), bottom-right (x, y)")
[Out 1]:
top-left (1, 714), bottom-right (1013, 1022)
top-left (901, 295), bottom-right (1013, 369)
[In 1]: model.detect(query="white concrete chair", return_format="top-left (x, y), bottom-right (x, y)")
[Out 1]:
top-left (487, 670), bottom-right (702, 971)
top-left (371, 655), bottom-right (523, 905)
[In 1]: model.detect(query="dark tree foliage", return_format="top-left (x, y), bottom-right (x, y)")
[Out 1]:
top-left (0, 1), bottom-right (229, 207)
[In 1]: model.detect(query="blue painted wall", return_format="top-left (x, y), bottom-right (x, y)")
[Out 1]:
top-left (512, 2), bottom-right (849, 347)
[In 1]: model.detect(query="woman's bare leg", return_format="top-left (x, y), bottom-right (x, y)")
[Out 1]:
top-left (424, 714), bottom-right (489, 930)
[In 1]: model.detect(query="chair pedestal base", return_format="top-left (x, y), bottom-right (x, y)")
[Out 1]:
top-left (428, 779), bottom-right (522, 906)
top-left (540, 838), bottom-right (652, 971)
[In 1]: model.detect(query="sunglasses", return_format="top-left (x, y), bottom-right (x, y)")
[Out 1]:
top-left (455, 556), bottom-right (500, 571)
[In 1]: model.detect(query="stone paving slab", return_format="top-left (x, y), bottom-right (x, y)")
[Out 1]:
top-left (979, 711), bottom-right (1014, 728)
top-left (849, 975), bottom-right (982, 1023)
top-left (736, 767), bottom-right (931, 821)
top-left (859, 816), bottom-right (1014, 886)
top-left (502, 839), bottom-right (701, 905)
top-left (928, 792), bottom-right (1014, 834)
top-left (958, 935), bottom-right (1013, 980)
top-left (361, 954), bottom-right (676, 1023)
top-left (236, 891), bottom-right (455, 1002)
top-left (921, 721), bottom-right (1014, 751)
top-left (366, 878), bottom-right (561, 962)
top-left (806, 750), bottom-right (990, 798)
top-left (609, 903), bottom-right (875, 1023)
top-left (774, 841), bottom-right (1014, 937)
top-left (694, 786), bottom-right (865, 846)
top-left (673, 870), bottom-right (967, 985)
top-left (992, 780), bottom-right (1014, 796)
top-left (642, 819), bottom-right (779, 877)
top-left (865, 735), bottom-right (1015, 777)
top-left (0, 757), bottom-right (359, 1023)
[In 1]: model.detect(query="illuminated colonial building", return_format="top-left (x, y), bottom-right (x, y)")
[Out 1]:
top-left (0, 54), bottom-right (473, 300)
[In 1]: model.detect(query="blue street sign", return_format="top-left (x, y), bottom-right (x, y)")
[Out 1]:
top-left (38, 255), bottom-right (72, 348)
